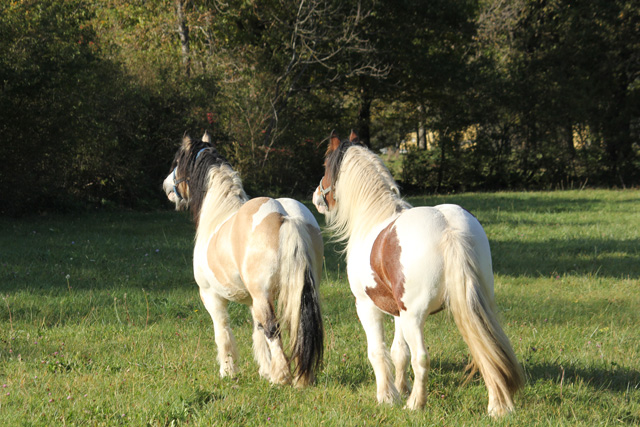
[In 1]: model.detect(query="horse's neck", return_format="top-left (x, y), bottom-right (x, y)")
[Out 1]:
top-left (195, 179), bottom-right (247, 242)
top-left (331, 147), bottom-right (411, 254)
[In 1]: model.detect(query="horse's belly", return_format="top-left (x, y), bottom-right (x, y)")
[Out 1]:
top-left (397, 212), bottom-right (446, 309)
top-left (345, 220), bottom-right (402, 316)
top-left (195, 257), bottom-right (251, 302)
top-left (193, 233), bottom-right (251, 303)
top-left (210, 277), bottom-right (251, 302)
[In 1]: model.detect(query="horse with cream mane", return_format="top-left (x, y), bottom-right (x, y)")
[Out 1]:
top-left (312, 132), bottom-right (523, 416)
top-left (163, 133), bottom-right (324, 387)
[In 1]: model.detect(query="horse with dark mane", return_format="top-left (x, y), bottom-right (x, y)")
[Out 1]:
top-left (163, 133), bottom-right (324, 387)
top-left (312, 131), bottom-right (523, 416)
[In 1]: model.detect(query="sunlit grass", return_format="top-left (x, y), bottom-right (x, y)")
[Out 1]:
top-left (1, 190), bottom-right (638, 425)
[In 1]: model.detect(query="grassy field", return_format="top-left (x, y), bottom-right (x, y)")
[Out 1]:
top-left (1, 190), bottom-right (639, 425)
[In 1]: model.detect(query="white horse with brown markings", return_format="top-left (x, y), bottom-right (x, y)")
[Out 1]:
top-left (312, 132), bottom-right (523, 416)
top-left (163, 133), bottom-right (324, 387)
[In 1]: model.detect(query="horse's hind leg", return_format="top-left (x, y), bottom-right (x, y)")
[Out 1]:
top-left (356, 300), bottom-right (400, 405)
top-left (391, 317), bottom-right (411, 395)
top-left (398, 312), bottom-right (430, 410)
top-left (199, 288), bottom-right (239, 378)
top-left (250, 306), bottom-right (271, 380)
top-left (252, 296), bottom-right (292, 385)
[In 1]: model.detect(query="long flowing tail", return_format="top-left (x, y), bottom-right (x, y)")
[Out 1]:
top-left (442, 226), bottom-right (524, 416)
top-left (277, 217), bottom-right (324, 387)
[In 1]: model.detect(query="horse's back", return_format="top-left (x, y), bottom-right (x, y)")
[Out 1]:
top-left (397, 204), bottom-right (489, 248)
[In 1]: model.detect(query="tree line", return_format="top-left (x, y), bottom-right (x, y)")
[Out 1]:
top-left (1, 0), bottom-right (638, 215)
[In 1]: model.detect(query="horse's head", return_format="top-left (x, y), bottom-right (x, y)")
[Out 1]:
top-left (163, 131), bottom-right (216, 210)
top-left (312, 130), bottom-right (361, 214)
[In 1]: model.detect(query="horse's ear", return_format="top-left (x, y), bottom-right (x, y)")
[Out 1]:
top-left (349, 129), bottom-right (360, 144)
top-left (328, 131), bottom-right (341, 153)
top-left (202, 130), bottom-right (215, 147)
top-left (181, 134), bottom-right (193, 150)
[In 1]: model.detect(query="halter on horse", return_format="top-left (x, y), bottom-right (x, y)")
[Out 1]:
top-left (312, 131), bottom-right (523, 416)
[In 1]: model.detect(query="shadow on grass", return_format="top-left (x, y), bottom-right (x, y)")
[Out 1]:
top-left (491, 237), bottom-right (640, 279)
top-left (407, 194), bottom-right (606, 217)
top-left (524, 361), bottom-right (640, 393)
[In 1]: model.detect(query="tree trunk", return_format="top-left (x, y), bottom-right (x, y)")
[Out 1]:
top-left (175, 0), bottom-right (191, 77)
top-left (602, 83), bottom-right (633, 188)
top-left (565, 122), bottom-right (575, 158)
top-left (357, 82), bottom-right (371, 147)
top-left (436, 130), bottom-right (448, 193)
top-left (417, 104), bottom-right (426, 149)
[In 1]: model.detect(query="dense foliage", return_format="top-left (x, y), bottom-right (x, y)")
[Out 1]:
top-left (1, 0), bottom-right (638, 214)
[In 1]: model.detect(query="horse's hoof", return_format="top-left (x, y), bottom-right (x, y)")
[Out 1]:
top-left (404, 393), bottom-right (426, 410)
top-left (488, 404), bottom-right (513, 418)
top-left (377, 388), bottom-right (401, 406)
top-left (270, 371), bottom-right (292, 386)
top-left (220, 369), bottom-right (237, 379)
top-left (293, 374), bottom-right (313, 388)
top-left (395, 380), bottom-right (411, 396)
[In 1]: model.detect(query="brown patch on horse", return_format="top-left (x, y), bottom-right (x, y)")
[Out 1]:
top-left (206, 198), bottom-right (280, 290)
top-left (320, 175), bottom-right (336, 210)
top-left (368, 219), bottom-right (406, 316)
top-left (306, 223), bottom-right (324, 273)
top-left (326, 132), bottom-right (341, 155)
top-left (207, 220), bottom-right (242, 290)
top-left (176, 180), bottom-right (190, 201)
top-left (249, 211), bottom-right (284, 256)
top-left (306, 223), bottom-right (323, 252)
top-left (236, 198), bottom-right (283, 280)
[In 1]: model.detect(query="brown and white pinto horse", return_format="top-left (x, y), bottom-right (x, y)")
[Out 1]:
top-left (312, 132), bottom-right (523, 416)
top-left (163, 133), bottom-right (324, 387)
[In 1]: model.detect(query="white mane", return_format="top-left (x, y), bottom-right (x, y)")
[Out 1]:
top-left (325, 146), bottom-right (411, 256)
top-left (195, 163), bottom-right (248, 242)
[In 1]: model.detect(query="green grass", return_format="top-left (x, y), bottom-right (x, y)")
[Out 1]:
top-left (1, 190), bottom-right (639, 425)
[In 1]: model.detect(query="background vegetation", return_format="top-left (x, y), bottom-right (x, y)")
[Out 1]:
top-left (1, 0), bottom-right (638, 215)
top-left (1, 190), bottom-right (638, 425)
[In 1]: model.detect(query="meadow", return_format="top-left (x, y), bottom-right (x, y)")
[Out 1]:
top-left (1, 190), bottom-right (638, 425)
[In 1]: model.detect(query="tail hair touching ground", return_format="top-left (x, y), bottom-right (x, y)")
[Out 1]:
top-left (276, 217), bottom-right (324, 387)
top-left (441, 227), bottom-right (524, 416)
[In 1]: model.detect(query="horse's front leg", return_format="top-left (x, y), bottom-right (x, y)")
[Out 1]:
top-left (199, 288), bottom-right (239, 378)
top-left (356, 300), bottom-right (400, 405)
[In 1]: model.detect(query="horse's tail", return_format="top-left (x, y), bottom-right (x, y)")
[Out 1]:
top-left (277, 217), bottom-right (324, 387)
top-left (442, 226), bottom-right (524, 416)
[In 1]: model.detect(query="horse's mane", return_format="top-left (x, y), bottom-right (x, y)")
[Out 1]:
top-left (174, 140), bottom-right (248, 240)
top-left (325, 142), bottom-right (411, 256)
